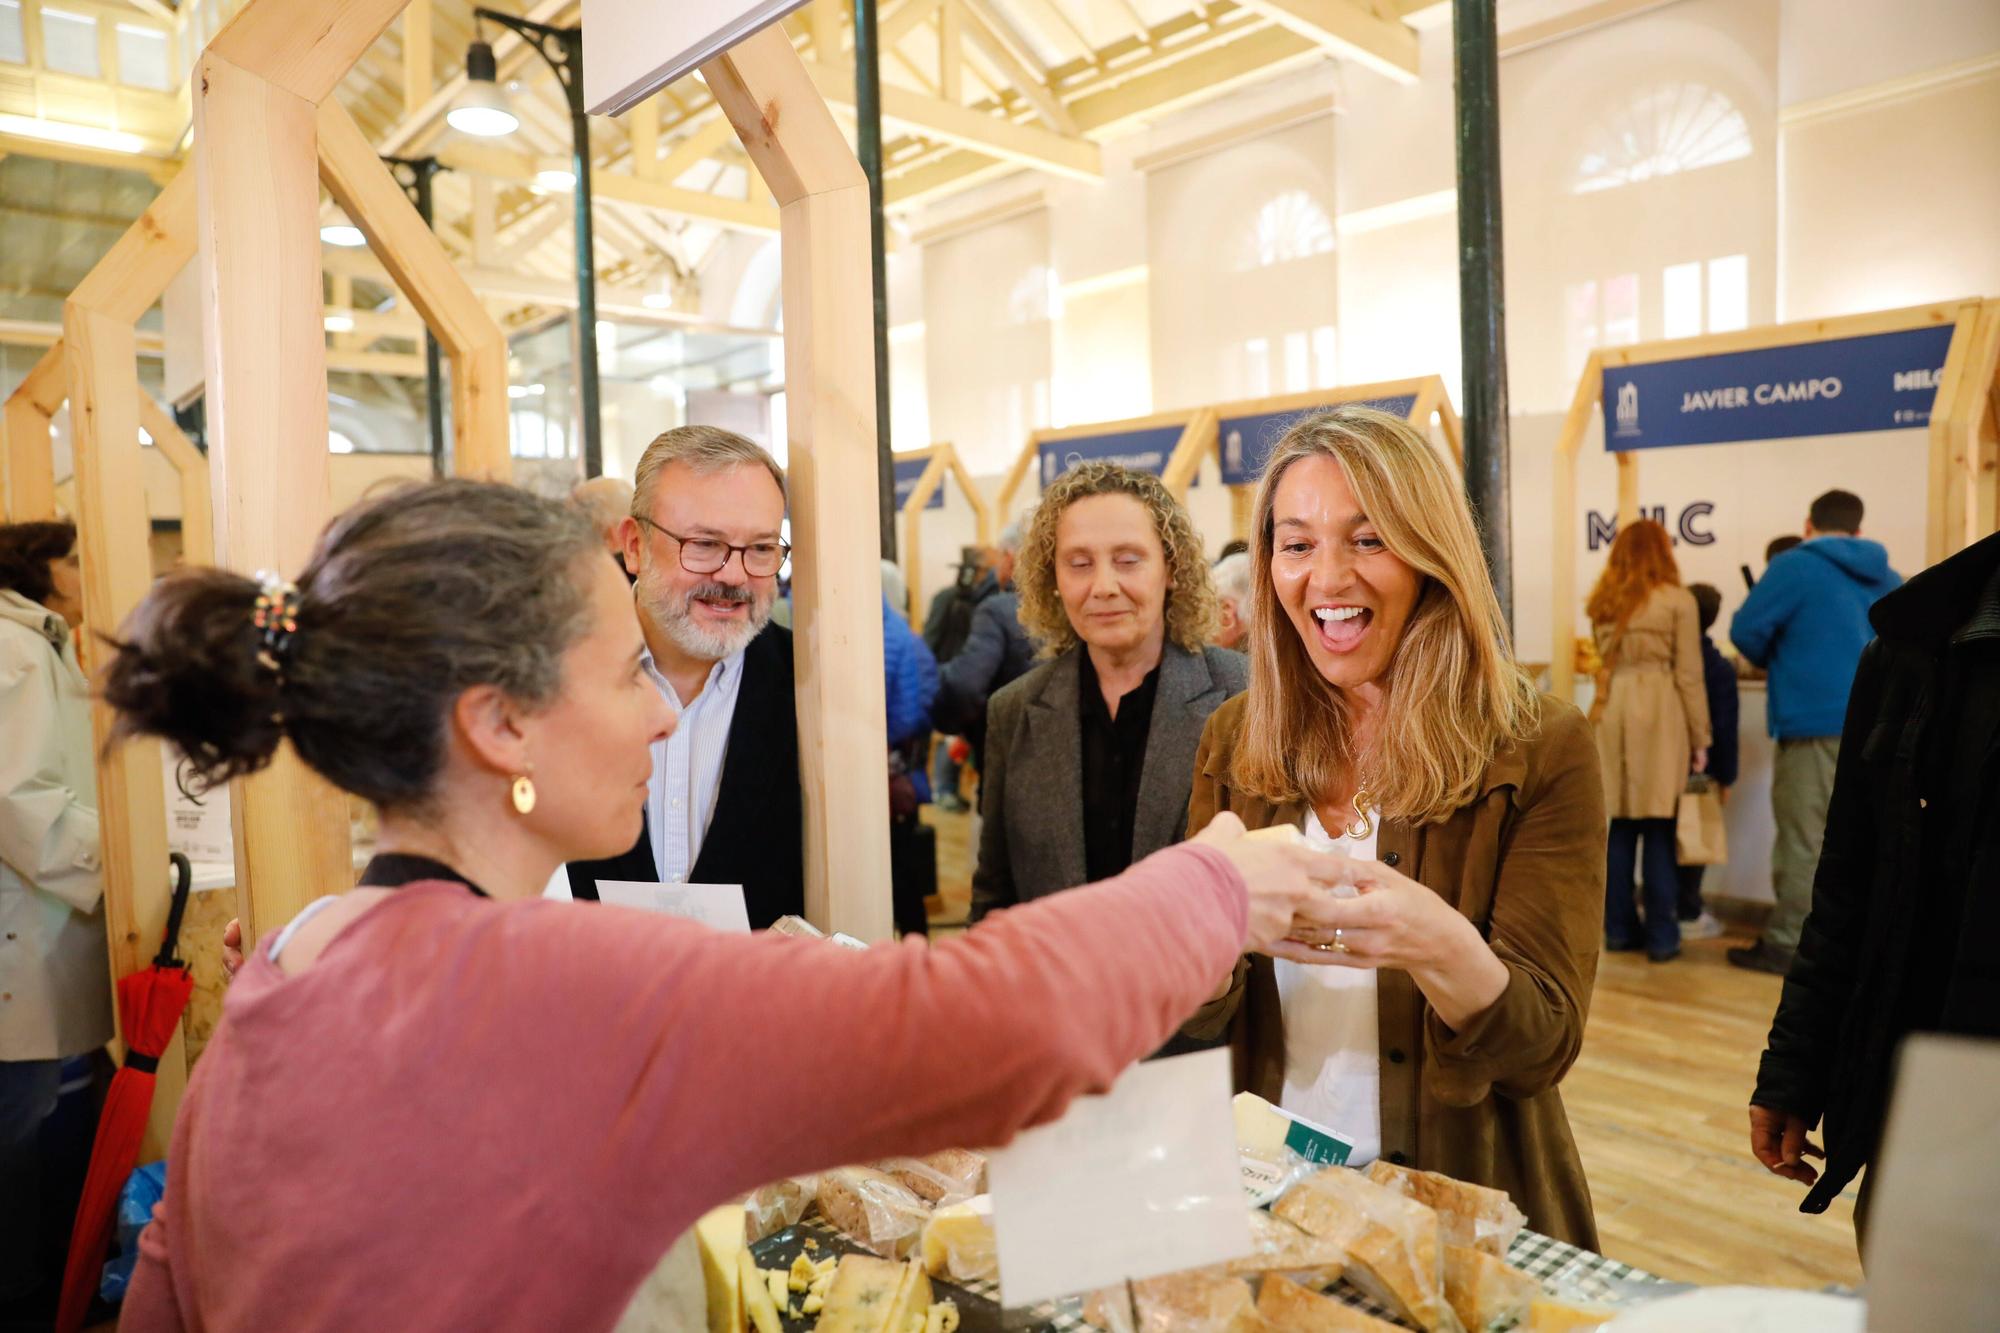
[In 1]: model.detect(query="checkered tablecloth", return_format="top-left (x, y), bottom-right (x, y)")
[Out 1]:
top-left (963, 1227), bottom-right (1662, 1332)
top-left (791, 1216), bottom-right (1664, 1332)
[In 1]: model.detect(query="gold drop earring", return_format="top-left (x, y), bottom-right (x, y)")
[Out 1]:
top-left (511, 770), bottom-right (537, 815)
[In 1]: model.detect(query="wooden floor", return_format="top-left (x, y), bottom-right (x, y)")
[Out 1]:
top-left (919, 806), bottom-right (1864, 1292)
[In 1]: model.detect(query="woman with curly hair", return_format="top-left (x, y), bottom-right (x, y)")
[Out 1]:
top-left (1586, 517), bottom-right (1710, 962)
top-left (1188, 406), bottom-right (1608, 1244)
top-left (971, 463), bottom-right (1247, 1053)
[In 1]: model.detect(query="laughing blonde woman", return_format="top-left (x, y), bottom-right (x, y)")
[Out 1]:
top-left (1187, 406), bottom-right (1607, 1246)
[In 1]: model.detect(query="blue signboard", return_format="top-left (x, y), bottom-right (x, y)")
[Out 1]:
top-left (1218, 395), bottom-right (1418, 486)
top-left (893, 455), bottom-right (945, 511)
top-left (1037, 424), bottom-right (1191, 488)
top-left (1601, 325), bottom-right (1955, 452)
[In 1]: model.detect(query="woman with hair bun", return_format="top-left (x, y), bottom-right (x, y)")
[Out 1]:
top-left (104, 479), bottom-right (1341, 1332)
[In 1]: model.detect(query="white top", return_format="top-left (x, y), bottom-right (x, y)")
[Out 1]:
top-left (542, 641), bottom-right (745, 902)
top-left (1273, 807), bottom-right (1382, 1167)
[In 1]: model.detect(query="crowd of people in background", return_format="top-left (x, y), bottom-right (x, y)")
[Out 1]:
top-left (6, 405), bottom-right (1999, 1326)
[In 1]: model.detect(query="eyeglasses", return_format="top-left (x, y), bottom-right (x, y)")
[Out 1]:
top-left (635, 516), bottom-right (790, 577)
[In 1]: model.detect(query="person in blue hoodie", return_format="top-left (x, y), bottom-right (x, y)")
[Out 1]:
top-left (1728, 489), bottom-right (1902, 974)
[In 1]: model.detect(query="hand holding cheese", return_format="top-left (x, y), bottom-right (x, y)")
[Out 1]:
top-left (1193, 812), bottom-right (1352, 952)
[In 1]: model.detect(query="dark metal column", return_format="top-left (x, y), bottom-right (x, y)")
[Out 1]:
top-left (475, 9), bottom-right (603, 479)
top-left (853, 0), bottom-right (896, 559)
top-left (386, 156), bottom-right (447, 476)
top-left (1453, 0), bottom-right (1511, 621)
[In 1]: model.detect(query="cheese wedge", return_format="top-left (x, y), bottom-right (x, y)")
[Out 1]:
top-left (694, 1206), bottom-right (747, 1333)
top-left (1234, 1092), bottom-right (1354, 1167)
top-left (737, 1249), bottom-right (783, 1333)
top-left (920, 1195), bottom-right (996, 1283)
top-left (1256, 1274), bottom-right (1403, 1330)
top-left (1442, 1245), bottom-right (1538, 1331)
top-left (814, 1255), bottom-right (934, 1333)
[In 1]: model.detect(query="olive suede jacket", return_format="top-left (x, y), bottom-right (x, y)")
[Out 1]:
top-left (1186, 692), bottom-right (1607, 1247)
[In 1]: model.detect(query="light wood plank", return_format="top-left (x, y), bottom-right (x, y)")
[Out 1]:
top-left (805, 57), bottom-right (1102, 181)
top-left (207, 0), bottom-right (406, 105)
top-left (627, 94), bottom-right (661, 180)
top-left (704, 25), bottom-right (893, 941)
top-left (67, 170), bottom-right (197, 327)
top-left (193, 49), bottom-right (353, 945)
top-left (4, 344), bottom-right (62, 521)
top-left (62, 304), bottom-right (185, 1161)
top-left (1232, 0), bottom-right (1419, 83)
top-left (401, 0), bottom-right (432, 117)
top-left (316, 95), bottom-right (512, 482)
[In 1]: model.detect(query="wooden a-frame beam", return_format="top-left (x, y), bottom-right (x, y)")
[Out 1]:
top-left (806, 56), bottom-right (1100, 180)
top-left (703, 24), bottom-right (894, 941)
top-left (316, 97), bottom-right (511, 480)
top-left (438, 141), bottom-right (783, 234)
top-left (138, 395), bottom-right (213, 566)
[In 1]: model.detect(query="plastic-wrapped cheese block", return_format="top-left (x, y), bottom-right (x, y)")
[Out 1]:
top-left (882, 1148), bottom-right (987, 1206)
top-left (1082, 1267), bottom-right (1264, 1333)
top-left (816, 1166), bottom-right (934, 1261)
top-left (1255, 1274), bottom-right (1404, 1330)
top-left (1225, 1209), bottom-right (1347, 1291)
top-left (920, 1194), bottom-right (996, 1283)
top-left (1442, 1245), bottom-right (1538, 1331)
top-left (1273, 1167), bottom-right (1465, 1333)
top-left (1363, 1160), bottom-right (1527, 1259)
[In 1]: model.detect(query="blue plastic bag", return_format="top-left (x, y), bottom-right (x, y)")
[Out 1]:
top-left (99, 1160), bottom-right (168, 1304)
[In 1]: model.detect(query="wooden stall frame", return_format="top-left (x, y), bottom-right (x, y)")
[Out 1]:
top-left (2, 342), bottom-right (68, 522)
top-left (897, 442), bottom-right (994, 623)
top-left (703, 23), bottom-right (895, 940)
top-left (994, 377), bottom-right (1464, 543)
top-left (995, 406), bottom-right (1200, 520)
top-left (1197, 375), bottom-right (1465, 542)
top-left (1549, 299), bottom-right (1999, 703)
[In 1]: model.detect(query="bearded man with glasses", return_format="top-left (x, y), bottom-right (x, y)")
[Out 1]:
top-left (549, 426), bottom-right (805, 926)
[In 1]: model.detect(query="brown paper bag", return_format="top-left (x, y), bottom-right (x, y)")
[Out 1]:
top-left (1676, 776), bottom-right (1727, 866)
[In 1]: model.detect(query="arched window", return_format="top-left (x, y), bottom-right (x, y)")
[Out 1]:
top-left (1572, 83), bottom-right (1752, 194)
top-left (1233, 190), bottom-right (1335, 271)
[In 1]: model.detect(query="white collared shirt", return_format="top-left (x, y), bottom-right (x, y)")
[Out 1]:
top-left (646, 644), bottom-right (744, 883)
top-left (1273, 806), bottom-right (1383, 1167)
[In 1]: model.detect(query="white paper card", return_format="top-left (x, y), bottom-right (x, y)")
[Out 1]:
top-left (160, 746), bottom-right (233, 864)
top-left (595, 880), bottom-right (751, 933)
top-left (987, 1048), bottom-right (1249, 1306)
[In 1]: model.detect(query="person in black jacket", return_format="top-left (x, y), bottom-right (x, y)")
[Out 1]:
top-left (558, 426), bottom-right (804, 927)
top-left (1749, 530), bottom-right (2000, 1239)
top-left (1676, 583), bottom-right (1739, 939)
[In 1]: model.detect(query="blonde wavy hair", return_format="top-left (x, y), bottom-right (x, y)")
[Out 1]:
top-left (1230, 407), bottom-right (1541, 824)
top-left (1014, 462), bottom-right (1219, 658)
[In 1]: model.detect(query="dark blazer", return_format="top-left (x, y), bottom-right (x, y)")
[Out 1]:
top-left (565, 624), bottom-right (804, 928)
top-left (970, 642), bottom-right (1246, 921)
top-left (1754, 531), bottom-right (2000, 1216)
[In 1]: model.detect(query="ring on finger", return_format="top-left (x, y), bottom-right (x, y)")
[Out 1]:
top-left (1310, 928), bottom-right (1350, 955)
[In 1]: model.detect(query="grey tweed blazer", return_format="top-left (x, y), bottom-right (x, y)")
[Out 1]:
top-left (969, 641), bottom-right (1247, 921)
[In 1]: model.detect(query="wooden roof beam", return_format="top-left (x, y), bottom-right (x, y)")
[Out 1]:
top-left (1231, 0), bottom-right (1418, 83)
top-left (805, 57), bottom-right (1099, 180)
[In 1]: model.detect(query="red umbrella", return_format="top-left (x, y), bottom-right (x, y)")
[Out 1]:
top-left (55, 853), bottom-right (195, 1333)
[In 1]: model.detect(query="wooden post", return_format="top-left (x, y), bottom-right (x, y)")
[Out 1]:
top-left (315, 98), bottom-right (512, 480)
top-left (3, 344), bottom-right (64, 521)
top-left (1549, 352), bottom-right (1600, 703)
top-left (1230, 485), bottom-right (1255, 545)
top-left (194, 47), bottom-right (354, 943)
top-left (62, 305), bottom-right (185, 1160)
top-left (627, 95), bottom-right (661, 180)
top-left (1961, 300), bottom-right (2000, 543)
top-left (1161, 408), bottom-right (1219, 499)
top-left (401, 0), bottom-right (432, 116)
top-left (1928, 303), bottom-right (1982, 562)
top-left (705, 25), bottom-right (894, 940)
top-left (997, 432), bottom-right (1042, 522)
top-left (139, 396), bottom-right (213, 566)
top-left (898, 443), bottom-right (992, 622)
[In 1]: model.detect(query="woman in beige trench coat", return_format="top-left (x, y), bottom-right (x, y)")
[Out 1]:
top-left (1587, 519), bottom-right (1710, 961)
